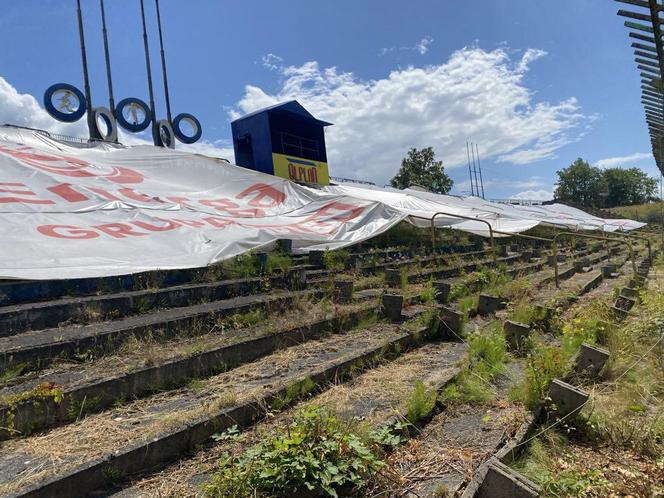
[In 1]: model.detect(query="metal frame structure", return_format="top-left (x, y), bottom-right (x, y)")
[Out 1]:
top-left (617, 1), bottom-right (664, 174)
top-left (551, 232), bottom-right (637, 287)
top-left (610, 230), bottom-right (653, 262)
top-left (429, 212), bottom-right (496, 262)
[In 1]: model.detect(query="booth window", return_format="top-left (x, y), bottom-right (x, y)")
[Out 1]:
top-left (279, 132), bottom-right (321, 161)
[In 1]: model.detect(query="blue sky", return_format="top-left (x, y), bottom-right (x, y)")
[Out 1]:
top-left (0, 0), bottom-right (660, 199)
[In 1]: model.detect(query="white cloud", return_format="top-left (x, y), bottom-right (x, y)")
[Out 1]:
top-left (510, 189), bottom-right (554, 201)
top-left (0, 76), bottom-right (234, 160)
top-left (594, 152), bottom-right (652, 169)
top-left (415, 35), bottom-right (434, 55)
top-left (456, 176), bottom-right (545, 192)
top-left (0, 77), bottom-right (87, 137)
top-left (379, 35), bottom-right (434, 56)
top-left (261, 53), bottom-right (284, 71)
top-left (231, 47), bottom-right (587, 185)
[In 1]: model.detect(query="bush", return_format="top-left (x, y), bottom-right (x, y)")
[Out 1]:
top-left (203, 405), bottom-right (384, 498)
top-left (406, 380), bottom-right (437, 423)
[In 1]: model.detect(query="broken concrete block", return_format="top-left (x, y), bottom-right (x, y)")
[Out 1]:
top-left (433, 280), bottom-right (451, 304)
top-left (504, 320), bottom-right (530, 351)
top-left (547, 379), bottom-right (589, 418)
top-left (276, 239), bottom-right (293, 253)
top-left (478, 294), bottom-right (505, 316)
top-left (384, 268), bottom-right (401, 288)
top-left (476, 459), bottom-right (541, 498)
top-left (510, 243), bottom-right (520, 253)
top-left (521, 250), bottom-right (533, 262)
top-left (333, 279), bottom-right (354, 303)
top-left (381, 293), bottom-right (403, 322)
top-left (440, 306), bottom-right (463, 337)
top-left (601, 264), bottom-right (617, 278)
top-left (615, 295), bottom-right (636, 311)
top-left (498, 245), bottom-right (508, 257)
top-left (620, 287), bottom-right (638, 299)
top-left (309, 250), bottom-right (324, 267)
top-left (287, 268), bottom-right (308, 291)
top-left (575, 343), bottom-right (610, 377)
top-left (611, 305), bottom-right (629, 321)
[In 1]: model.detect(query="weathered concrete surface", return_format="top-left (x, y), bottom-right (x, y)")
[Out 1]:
top-left (476, 459), bottom-right (541, 498)
top-left (575, 343), bottom-right (610, 377)
top-left (547, 379), bottom-right (589, 418)
top-left (504, 320), bottom-right (530, 352)
top-left (382, 294), bottom-right (404, 322)
top-left (478, 294), bottom-right (505, 316)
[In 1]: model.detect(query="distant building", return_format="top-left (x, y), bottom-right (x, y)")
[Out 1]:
top-left (231, 100), bottom-right (332, 185)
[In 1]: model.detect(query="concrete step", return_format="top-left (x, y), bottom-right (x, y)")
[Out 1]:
top-left (0, 305), bottom-right (442, 498)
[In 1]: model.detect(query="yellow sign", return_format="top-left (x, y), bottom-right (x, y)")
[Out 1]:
top-left (272, 153), bottom-right (329, 185)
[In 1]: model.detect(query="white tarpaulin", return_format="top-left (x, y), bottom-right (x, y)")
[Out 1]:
top-left (324, 183), bottom-right (541, 236)
top-left (404, 188), bottom-right (646, 233)
top-left (0, 127), bottom-right (406, 280)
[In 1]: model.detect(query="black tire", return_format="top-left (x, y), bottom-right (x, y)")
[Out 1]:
top-left (115, 97), bottom-right (151, 132)
top-left (93, 107), bottom-right (118, 142)
top-left (157, 119), bottom-right (175, 148)
top-left (43, 83), bottom-right (86, 123)
top-left (173, 113), bottom-right (202, 144)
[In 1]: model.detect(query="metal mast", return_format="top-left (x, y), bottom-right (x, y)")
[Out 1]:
top-left (139, 0), bottom-right (159, 145)
top-left (466, 141), bottom-right (475, 196)
top-left (475, 143), bottom-right (485, 199)
top-left (76, 0), bottom-right (96, 140)
top-left (155, 0), bottom-right (172, 123)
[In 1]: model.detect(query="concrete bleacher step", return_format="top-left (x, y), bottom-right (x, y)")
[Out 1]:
top-left (0, 304), bottom-right (441, 498)
top-left (0, 288), bottom-right (322, 372)
top-left (0, 292), bottom-right (414, 439)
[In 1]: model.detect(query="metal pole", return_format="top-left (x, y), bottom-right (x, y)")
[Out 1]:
top-left (475, 143), bottom-right (485, 200)
top-left (466, 142), bottom-right (475, 197)
top-left (471, 142), bottom-right (480, 198)
top-left (139, 0), bottom-right (159, 145)
top-left (552, 232), bottom-right (637, 287)
top-left (611, 231), bottom-right (652, 264)
top-left (99, 0), bottom-right (118, 139)
top-left (76, 0), bottom-right (96, 140)
top-left (155, 0), bottom-right (172, 123)
top-left (430, 212), bottom-right (496, 263)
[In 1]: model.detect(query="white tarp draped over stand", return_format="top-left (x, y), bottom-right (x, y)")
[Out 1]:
top-left (323, 184), bottom-right (541, 236)
top-left (0, 126), bottom-right (647, 280)
top-left (403, 188), bottom-right (647, 232)
top-left (0, 127), bottom-right (406, 280)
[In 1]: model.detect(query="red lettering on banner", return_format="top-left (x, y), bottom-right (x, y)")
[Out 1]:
top-left (0, 145), bottom-right (145, 184)
top-left (203, 216), bottom-right (234, 229)
top-left (166, 196), bottom-right (194, 208)
top-left (236, 183), bottom-right (286, 208)
top-left (174, 218), bottom-right (206, 228)
top-left (94, 223), bottom-right (148, 238)
top-left (88, 187), bottom-right (122, 201)
top-left (0, 182), bottom-right (55, 205)
top-left (132, 219), bottom-right (180, 232)
top-left (119, 188), bottom-right (165, 204)
top-left (200, 198), bottom-right (263, 217)
top-left (47, 183), bottom-right (89, 202)
top-left (37, 224), bottom-right (99, 239)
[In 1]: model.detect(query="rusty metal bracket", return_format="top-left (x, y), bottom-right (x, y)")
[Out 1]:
top-left (430, 212), bottom-right (496, 263)
top-left (552, 231), bottom-right (637, 288)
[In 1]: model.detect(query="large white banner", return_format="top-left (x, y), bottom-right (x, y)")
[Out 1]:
top-left (0, 127), bottom-right (405, 280)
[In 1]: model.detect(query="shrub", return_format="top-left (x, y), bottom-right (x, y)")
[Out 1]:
top-left (203, 405), bottom-right (384, 498)
top-left (406, 380), bottom-right (437, 423)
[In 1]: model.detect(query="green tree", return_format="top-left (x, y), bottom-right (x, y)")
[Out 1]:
top-left (602, 167), bottom-right (658, 207)
top-left (390, 147), bottom-right (453, 194)
top-left (554, 158), bottom-right (607, 207)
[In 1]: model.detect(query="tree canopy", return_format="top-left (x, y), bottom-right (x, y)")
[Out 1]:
top-left (554, 158), bottom-right (658, 208)
top-left (390, 147), bottom-right (453, 194)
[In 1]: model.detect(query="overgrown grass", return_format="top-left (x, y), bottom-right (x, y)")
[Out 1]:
top-left (440, 324), bottom-right (506, 406)
top-left (323, 249), bottom-right (350, 271)
top-left (203, 404), bottom-right (385, 498)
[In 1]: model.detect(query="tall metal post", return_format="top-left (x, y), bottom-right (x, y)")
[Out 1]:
top-left (475, 143), bottom-right (486, 199)
top-left (76, 0), bottom-right (96, 140)
top-left (466, 142), bottom-right (475, 196)
top-left (99, 0), bottom-right (118, 142)
top-left (139, 0), bottom-right (159, 145)
top-left (155, 0), bottom-right (172, 123)
top-left (471, 142), bottom-right (480, 198)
